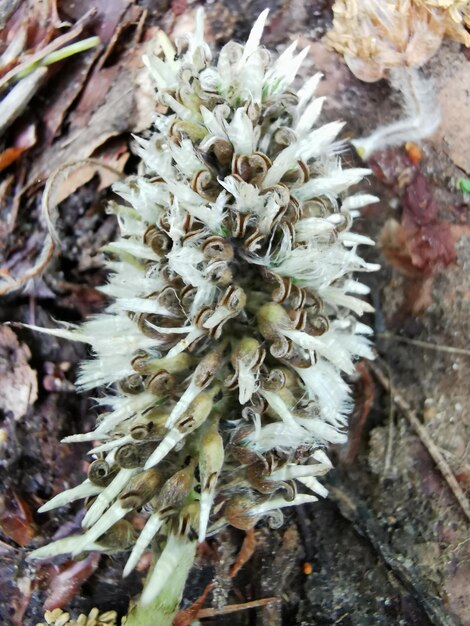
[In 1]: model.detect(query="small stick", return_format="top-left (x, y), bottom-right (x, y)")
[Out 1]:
top-left (228, 528), bottom-right (256, 578)
top-left (380, 360), bottom-right (395, 479)
top-left (173, 583), bottom-right (215, 626)
top-left (378, 332), bottom-right (470, 357)
top-left (197, 597), bottom-right (279, 618)
top-left (370, 362), bottom-right (470, 522)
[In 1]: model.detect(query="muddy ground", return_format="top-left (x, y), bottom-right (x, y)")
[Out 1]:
top-left (0, 1), bottom-right (469, 625)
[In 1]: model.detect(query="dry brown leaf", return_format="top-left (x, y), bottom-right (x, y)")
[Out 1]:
top-left (39, 1), bottom-right (139, 142)
top-left (43, 553), bottom-right (101, 611)
top-left (0, 326), bottom-right (38, 421)
top-left (28, 49), bottom-right (150, 184)
top-left (41, 48), bottom-right (102, 143)
top-left (438, 56), bottom-right (470, 174)
top-left (58, 0), bottom-right (134, 44)
top-left (0, 489), bottom-right (36, 546)
top-left (43, 158), bottom-right (125, 211)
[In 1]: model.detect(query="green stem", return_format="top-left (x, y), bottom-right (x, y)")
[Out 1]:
top-left (41, 36), bottom-right (101, 66)
top-left (15, 36), bottom-right (100, 81)
top-left (124, 541), bottom-right (197, 626)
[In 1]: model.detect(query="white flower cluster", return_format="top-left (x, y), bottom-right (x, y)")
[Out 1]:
top-left (28, 10), bottom-right (378, 608)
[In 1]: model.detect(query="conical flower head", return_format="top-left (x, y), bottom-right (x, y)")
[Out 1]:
top-left (28, 10), bottom-right (378, 605)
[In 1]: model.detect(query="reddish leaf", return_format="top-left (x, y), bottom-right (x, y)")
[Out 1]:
top-left (380, 169), bottom-right (457, 279)
top-left (342, 361), bottom-right (375, 465)
top-left (402, 171), bottom-right (438, 226)
top-left (0, 490), bottom-right (36, 546)
top-left (368, 148), bottom-right (415, 187)
top-left (380, 219), bottom-right (423, 278)
top-left (43, 553), bottom-right (101, 610)
top-left (406, 222), bottom-right (456, 274)
top-left (229, 528), bottom-right (256, 578)
top-left (173, 582), bottom-right (215, 626)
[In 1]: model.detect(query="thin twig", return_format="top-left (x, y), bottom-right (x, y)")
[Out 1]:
top-left (228, 528), bottom-right (256, 578)
top-left (173, 583), bottom-right (215, 626)
top-left (369, 362), bottom-right (470, 522)
top-left (197, 597), bottom-right (279, 619)
top-left (380, 360), bottom-right (395, 479)
top-left (378, 332), bottom-right (470, 356)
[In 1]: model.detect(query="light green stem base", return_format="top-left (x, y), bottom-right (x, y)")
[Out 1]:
top-left (124, 541), bottom-right (197, 626)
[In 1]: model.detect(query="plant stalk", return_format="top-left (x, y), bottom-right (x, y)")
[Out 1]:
top-left (124, 540), bottom-right (197, 626)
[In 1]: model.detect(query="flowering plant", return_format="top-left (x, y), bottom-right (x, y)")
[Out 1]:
top-left (28, 10), bottom-right (378, 625)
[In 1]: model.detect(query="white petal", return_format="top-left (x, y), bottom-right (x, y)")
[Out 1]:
top-left (73, 501), bottom-right (129, 556)
top-left (238, 9), bottom-right (269, 70)
top-left (298, 476), bottom-right (329, 498)
top-left (82, 469), bottom-right (136, 528)
top-left (165, 381), bottom-right (200, 429)
top-left (295, 96), bottom-right (326, 134)
top-left (341, 194), bottom-right (380, 210)
top-left (249, 493), bottom-right (318, 517)
top-left (38, 480), bottom-right (102, 513)
top-left (144, 428), bottom-right (184, 469)
top-left (123, 513), bottom-right (163, 577)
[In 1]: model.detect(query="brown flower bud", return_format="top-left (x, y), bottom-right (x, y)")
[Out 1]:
top-left (88, 460), bottom-right (118, 487)
top-left (116, 443), bottom-right (142, 469)
top-left (119, 468), bottom-right (162, 509)
top-left (96, 520), bottom-right (138, 552)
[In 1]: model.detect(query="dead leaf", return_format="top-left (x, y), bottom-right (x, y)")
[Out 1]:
top-left (0, 147), bottom-right (24, 171)
top-left (369, 148), bottom-right (416, 188)
top-left (173, 583), bottom-right (215, 626)
top-left (0, 0), bottom-right (23, 30)
top-left (41, 48), bottom-right (101, 143)
top-left (44, 158), bottom-right (125, 210)
top-left (39, 1), bottom-right (140, 143)
top-left (406, 221), bottom-right (455, 273)
top-left (0, 490), bottom-right (36, 546)
top-left (43, 553), bottom-right (101, 610)
top-left (402, 171), bottom-right (438, 226)
top-left (28, 55), bottom-right (145, 184)
top-left (342, 361), bottom-right (375, 465)
top-left (229, 528), bottom-right (256, 578)
top-left (58, 0), bottom-right (133, 45)
top-left (0, 326), bottom-right (38, 421)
